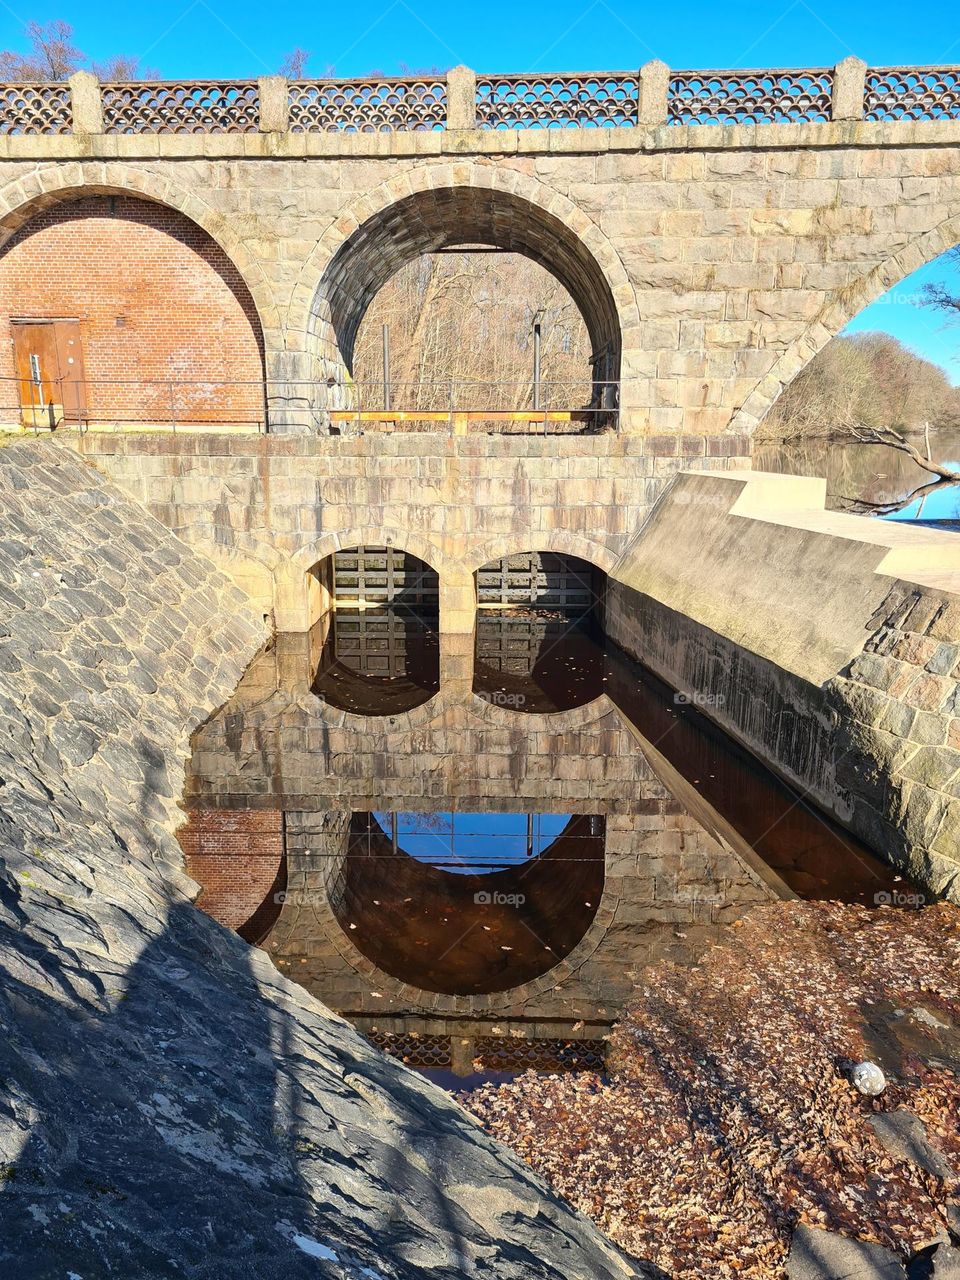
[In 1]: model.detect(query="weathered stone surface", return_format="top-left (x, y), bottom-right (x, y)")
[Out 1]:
top-left (607, 472), bottom-right (960, 902)
top-left (867, 1111), bottom-right (957, 1180)
top-left (0, 442), bottom-right (638, 1279)
top-left (785, 1225), bottom-right (906, 1279)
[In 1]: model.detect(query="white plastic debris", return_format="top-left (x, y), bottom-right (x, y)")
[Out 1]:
top-left (849, 1061), bottom-right (886, 1096)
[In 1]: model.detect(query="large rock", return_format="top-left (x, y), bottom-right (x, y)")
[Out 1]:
top-left (0, 442), bottom-right (639, 1279)
top-left (785, 1225), bottom-right (906, 1279)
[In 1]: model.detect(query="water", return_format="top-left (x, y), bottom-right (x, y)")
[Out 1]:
top-left (755, 426), bottom-right (960, 527)
top-left (181, 606), bottom-right (915, 1087)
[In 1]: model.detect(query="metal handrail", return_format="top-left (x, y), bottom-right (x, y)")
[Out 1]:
top-left (0, 374), bottom-right (622, 436)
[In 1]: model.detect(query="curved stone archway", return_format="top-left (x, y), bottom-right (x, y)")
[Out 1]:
top-left (284, 164), bottom-right (640, 415)
top-left (731, 207), bottom-right (960, 440)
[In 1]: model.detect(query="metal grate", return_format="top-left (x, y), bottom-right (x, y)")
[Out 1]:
top-left (333, 547), bottom-right (438, 606)
top-left (668, 68), bottom-right (833, 124)
top-left (101, 81), bottom-right (259, 133)
top-left (288, 78), bottom-right (446, 132)
top-left (0, 82), bottom-right (72, 134)
top-left (327, 610), bottom-right (418, 678)
top-left (367, 1030), bottom-right (452, 1067)
top-left (475, 1036), bottom-right (606, 1071)
top-left (476, 73), bottom-right (638, 128)
top-left (476, 553), bottom-right (599, 610)
top-left (864, 66), bottom-right (960, 120)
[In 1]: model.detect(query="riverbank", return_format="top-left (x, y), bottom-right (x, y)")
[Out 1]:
top-left (464, 898), bottom-right (960, 1279)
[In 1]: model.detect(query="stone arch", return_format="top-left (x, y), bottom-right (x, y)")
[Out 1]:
top-left (731, 208), bottom-right (960, 440)
top-left (291, 527), bottom-right (451, 580)
top-left (0, 164), bottom-right (279, 340)
top-left (285, 163), bottom-right (640, 409)
top-left (467, 531), bottom-right (619, 578)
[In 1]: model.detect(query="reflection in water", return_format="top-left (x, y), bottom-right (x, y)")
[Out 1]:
top-left (371, 811), bottom-right (576, 871)
top-left (182, 611), bottom-right (920, 1085)
top-left (335, 813), bottom-right (605, 995)
top-left (473, 611), bottom-right (605, 712)
top-left (312, 607), bottom-right (440, 714)
top-left (756, 427), bottom-right (960, 527)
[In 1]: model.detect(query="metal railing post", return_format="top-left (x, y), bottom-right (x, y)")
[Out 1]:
top-left (382, 323), bottom-right (391, 411)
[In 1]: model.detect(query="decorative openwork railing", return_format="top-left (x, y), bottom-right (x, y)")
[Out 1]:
top-left (0, 82), bottom-right (72, 135)
top-left (288, 77), bottom-right (446, 132)
top-left (476, 74), bottom-right (639, 129)
top-left (3, 63), bottom-right (960, 135)
top-left (864, 67), bottom-right (960, 121)
top-left (101, 81), bottom-right (259, 133)
top-left (668, 68), bottom-right (833, 125)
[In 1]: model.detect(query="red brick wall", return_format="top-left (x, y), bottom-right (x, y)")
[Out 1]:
top-left (179, 808), bottom-right (285, 937)
top-left (0, 195), bottom-right (265, 426)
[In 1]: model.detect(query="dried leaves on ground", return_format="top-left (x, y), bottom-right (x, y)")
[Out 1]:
top-left (464, 901), bottom-right (960, 1279)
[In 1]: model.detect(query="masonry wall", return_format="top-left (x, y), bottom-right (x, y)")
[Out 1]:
top-left (0, 196), bottom-right (265, 427)
top-left (179, 808), bottom-right (284, 931)
top-left (71, 432), bottom-right (734, 631)
top-left (608, 472), bottom-right (960, 901)
top-left (2, 125), bottom-right (960, 448)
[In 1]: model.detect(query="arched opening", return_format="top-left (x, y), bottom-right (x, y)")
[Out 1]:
top-left (330, 811), bottom-right (605, 995)
top-left (307, 186), bottom-right (621, 429)
top-left (473, 552), bottom-right (606, 712)
top-left (0, 193), bottom-right (266, 430)
top-left (352, 251), bottom-right (592, 418)
top-left (752, 241), bottom-right (960, 521)
top-left (309, 546), bottom-right (440, 714)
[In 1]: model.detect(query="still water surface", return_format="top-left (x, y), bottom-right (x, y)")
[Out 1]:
top-left (183, 607), bottom-right (916, 1089)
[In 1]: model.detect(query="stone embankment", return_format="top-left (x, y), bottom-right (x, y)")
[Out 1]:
top-left (0, 440), bottom-right (637, 1279)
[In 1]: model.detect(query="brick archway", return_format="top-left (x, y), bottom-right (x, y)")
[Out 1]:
top-left (0, 168), bottom-right (276, 431)
top-left (0, 164), bottom-right (278, 339)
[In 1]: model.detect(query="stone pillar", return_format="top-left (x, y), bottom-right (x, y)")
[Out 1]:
top-left (439, 565), bottom-right (476, 635)
top-left (258, 76), bottom-right (289, 133)
top-left (449, 1036), bottom-right (476, 1077)
top-left (831, 56), bottom-right (867, 122)
top-left (446, 65), bottom-right (477, 130)
top-left (69, 71), bottom-right (103, 134)
top-left (638, 60), bottom-right (670, 125)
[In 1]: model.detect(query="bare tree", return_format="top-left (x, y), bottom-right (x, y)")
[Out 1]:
top-left (0, 20), bottom-right (155, 82)
top-left (353, 252), bottom-right (593, 414)
top-left (279, 48), bottom-right (310, 78)
top-left (921, 245), bottom-right (960, 317)
top-left (759, 332), bottom-right (960, 442)
top-left (0, 20), bottom-right (83, 80)
top-left (91, 54), bottom-right (160, 81)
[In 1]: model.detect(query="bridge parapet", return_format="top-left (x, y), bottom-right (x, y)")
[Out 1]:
top-left (0, 60), bottom-right (958, 139)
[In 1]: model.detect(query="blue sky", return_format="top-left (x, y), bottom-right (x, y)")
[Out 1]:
top-left (2, 1), bottom-right (959, 377)
top-left (2, 0), bottom-right (959, 82)
top-left (843, 255), bottom-right (960, 385)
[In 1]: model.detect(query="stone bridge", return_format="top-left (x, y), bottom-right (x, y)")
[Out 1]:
top-left (1, 59), bottom-right (959, 447)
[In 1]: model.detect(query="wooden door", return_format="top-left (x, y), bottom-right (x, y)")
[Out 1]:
top-left (11, 320), bottom-right (86, 427)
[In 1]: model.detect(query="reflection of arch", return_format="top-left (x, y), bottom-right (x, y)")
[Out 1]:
top-left (735, 210), bottom-right (960, 438)
top-left (288, 164), bottom-right (639, 398)
top-left (0, 165), bottom-right (278, 337)
top-left (332, 813), bottom-right (605, 995)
